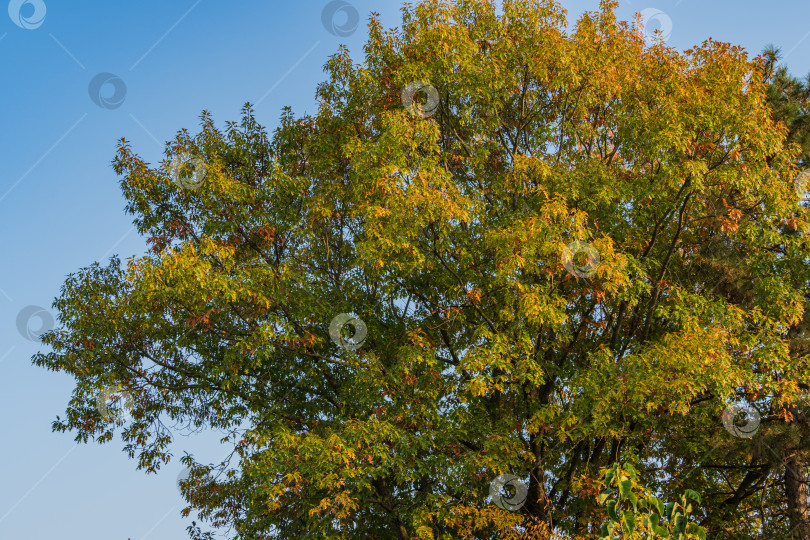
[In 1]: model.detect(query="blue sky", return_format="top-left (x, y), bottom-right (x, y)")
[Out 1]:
top-left (0, 1), bottom-right (808, 538)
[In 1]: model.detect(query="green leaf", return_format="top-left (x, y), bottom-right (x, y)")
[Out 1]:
top-left (652, 497), bottom-right (665, 516)
top-left (622, 510), bottom-right (636, 533)
top-left (684, 489), bottom-right (701, 504)
top-left (674, 514), bottom-right (687, 533)
top-left (607, 500), bottom-right (618, 521)
top-left (619, 479), bottom-right (633, 500)
top-left (686, 523), bottom-right (707, 540)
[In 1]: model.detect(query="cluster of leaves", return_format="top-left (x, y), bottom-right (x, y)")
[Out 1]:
top-left (33, 0), bottom-right (810, 538)
top-left (597, 464), bottom-right (705, 539)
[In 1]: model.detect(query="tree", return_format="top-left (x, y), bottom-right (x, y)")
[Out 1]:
top-left (34, 0), bottom-right (810, 538)
top-left (761, 47), bottom-right (810, 538)
top-left (662, 46), bottom-right (810, 539)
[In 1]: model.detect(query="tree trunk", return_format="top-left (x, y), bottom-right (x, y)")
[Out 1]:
top-left (527, 432), bottom-right (550, 521)
top-left (785, 453), bottom-right (810, 539)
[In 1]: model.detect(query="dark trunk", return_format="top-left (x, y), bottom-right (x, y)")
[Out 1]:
top-left (785, 453), bottom-right (810, 539)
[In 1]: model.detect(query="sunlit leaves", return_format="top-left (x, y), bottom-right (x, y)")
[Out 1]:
top-left (31, 0), bottom-right (810, 538)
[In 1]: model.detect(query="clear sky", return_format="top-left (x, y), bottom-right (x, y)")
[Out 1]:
top-left (1, 1), bottom-right (808, 539)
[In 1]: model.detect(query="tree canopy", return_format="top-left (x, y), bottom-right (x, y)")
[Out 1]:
top-left (34, 0), bottom-right (810, 538)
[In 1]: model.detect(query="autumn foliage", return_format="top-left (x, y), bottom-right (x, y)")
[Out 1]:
top-left (35, 0), bottom-right (810, 538)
